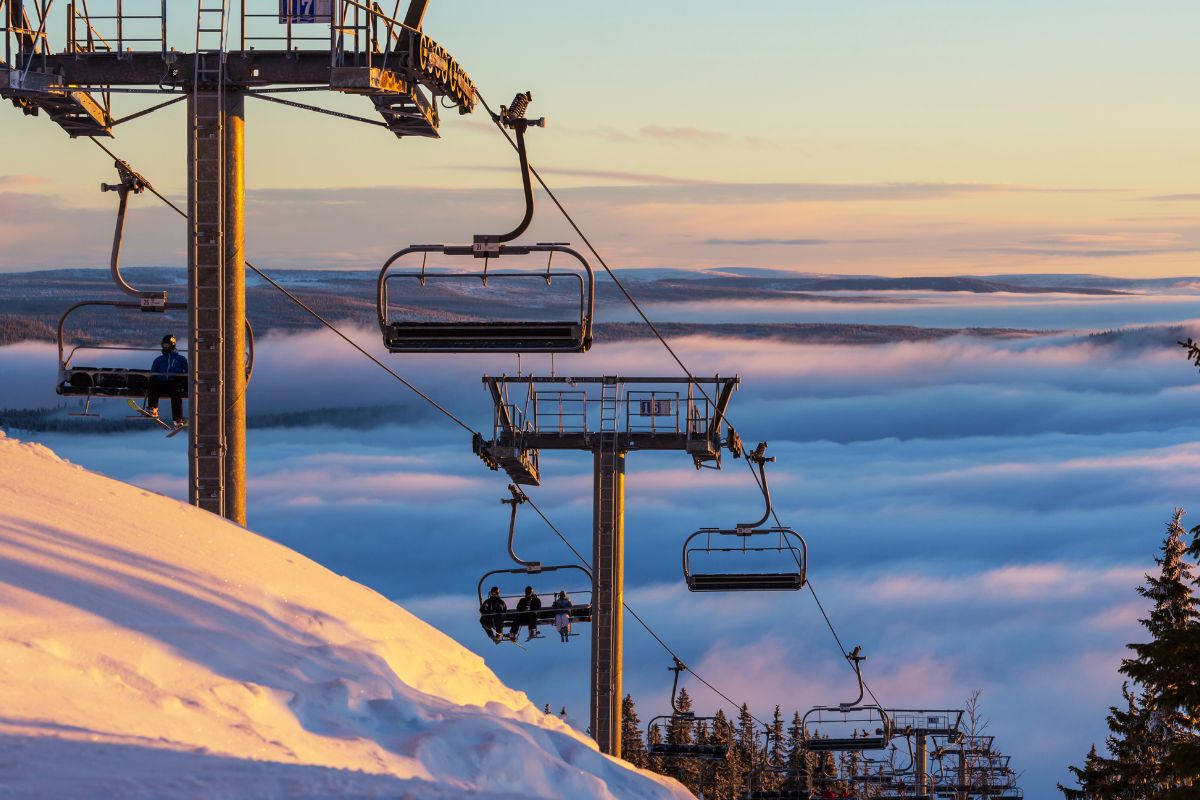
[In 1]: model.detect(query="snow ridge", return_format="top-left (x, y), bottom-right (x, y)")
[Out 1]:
top-left (0, 432), bottom-right (690, 799)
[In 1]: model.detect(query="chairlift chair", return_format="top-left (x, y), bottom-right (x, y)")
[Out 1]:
top-left (645, 658), bottom-right (730, 761)
top-left (683, 443), bottom-right (808, 592)
top-left (475, 485), bottom-right (593, 640)
top-left (54, 159), bottom-right (254, 414)
top-left (803, 648), bottom-right (893, 753)
top-left (745, 726), bottom-right (808, 799)
top-left (376, 92), bottom-right (594, 354)
top-left (56, 300), bottom-right (255, 404)
top-left (378, 243), bottom-right (594, 353)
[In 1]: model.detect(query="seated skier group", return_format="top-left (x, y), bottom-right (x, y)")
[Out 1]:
top-left (479, 586), bottom-right (577, 644)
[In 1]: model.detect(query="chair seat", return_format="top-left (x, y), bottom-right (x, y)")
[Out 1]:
top-left (58, 367), bottom-right (189, 399)
top-left (648, 742), bottom-right (728, 760)
top-left (687, 573), bottom-right (803, 592)
top-left (384, 321), bottom-right (584, 352)
top-left (805, 736), bottom-right (888, 752)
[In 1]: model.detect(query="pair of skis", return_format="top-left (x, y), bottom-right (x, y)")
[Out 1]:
top-left (127, 399), bottom-right (187, 438)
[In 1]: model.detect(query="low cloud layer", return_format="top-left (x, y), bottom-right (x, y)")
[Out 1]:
top-left (3, 295), bottom-right (1197, 792)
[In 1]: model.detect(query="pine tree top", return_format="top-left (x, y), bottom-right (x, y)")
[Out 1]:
top-left (1135, 509), bottom-right (1200, 637)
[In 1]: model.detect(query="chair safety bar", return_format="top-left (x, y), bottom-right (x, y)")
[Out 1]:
top-left (682, 526), bottom-right (808, 592)
top-left (376, 243), bottom-right (594, 353)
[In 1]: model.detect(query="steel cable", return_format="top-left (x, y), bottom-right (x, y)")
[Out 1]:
top-left (82, 136), bottom-right (767, 726)
top-left (477, 86), bottom-right (889, 711)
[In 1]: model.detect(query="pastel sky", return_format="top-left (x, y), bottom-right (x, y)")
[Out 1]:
top-left (3, 1), bottom-right (1199, 274)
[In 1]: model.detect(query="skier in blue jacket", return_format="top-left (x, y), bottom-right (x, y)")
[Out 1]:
top-left (147, 334), bottom-right (188, 427)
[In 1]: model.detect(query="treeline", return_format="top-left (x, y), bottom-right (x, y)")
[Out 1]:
top-left (1059, 509), bottom-right (1200, 798)
top-left (0, 315), bottom-right (57, 347)
top-left (616, 690), bottom-right (851, 800)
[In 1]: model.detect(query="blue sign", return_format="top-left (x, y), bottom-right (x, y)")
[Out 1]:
top-left (279, 0), bottom-right (332, 24)
top-left (638, 399), bottom-right (675, 417)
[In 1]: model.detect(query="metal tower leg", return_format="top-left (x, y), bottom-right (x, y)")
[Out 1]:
top-left (916, 732), bottom-right (928, 799)
top-left (591, 378), bottom-right (624, 756)
top-left (188, 85), bottom-right (245, 525)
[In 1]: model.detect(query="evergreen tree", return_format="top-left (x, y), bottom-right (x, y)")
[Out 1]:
top-left (646, 721), bottom-right (665, 775)
top-left (1063, 510), bottom-right (1200, 798)
top-left (770, 705), bottom-right (785, 767)
top-left (1058, 745), bottom-right (1109, 800)
top-left (784, 710), bottom-right (807, 792)
top-left (1173, 519), bottom-right (1200, 794)
top-left (665, 688), bottom-right (700, 794)
top-left (709, 708), bottom-right (739, 800)
top-left (735, 703), bottom-right (757, 796)
top-left (621, 694), bottom-right (648, 769)
top-left (1121, 509), bottom-right (1199, 796)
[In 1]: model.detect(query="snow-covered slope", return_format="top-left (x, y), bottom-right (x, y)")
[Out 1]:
top-left (0, 432), bottom-right (690, 799)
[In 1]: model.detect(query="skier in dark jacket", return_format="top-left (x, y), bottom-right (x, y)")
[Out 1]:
top-left (147, 334), bottom-right (188, 427)
top-left (479, 586), bottom-right (508, 642)
top-left (509, 586), bottom-right (542, 641)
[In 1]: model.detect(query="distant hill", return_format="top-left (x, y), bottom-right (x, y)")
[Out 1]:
top-left (0, 267), bottom-right (1142, 347)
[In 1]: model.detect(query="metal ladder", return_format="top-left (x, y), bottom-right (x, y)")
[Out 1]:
top-left (189, 0), bottom-right (229, 514)
top-left (599, 377), bottom-right (619, 451)
top-left (591, 376), bottom-right (623, 753)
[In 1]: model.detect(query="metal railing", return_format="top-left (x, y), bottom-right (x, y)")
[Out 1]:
top-left (239, 1), bottom-right (405, 65)
top-left (533, 390), bottom-right (588, 434)
top-left (517, 389), bottom-right (713, 438)
top-left (2, 0), bottom-right (52, 70)
top-left (240, 0), bottom-right (332, 52)
top-left (68, 1), bottom-right (167, 56)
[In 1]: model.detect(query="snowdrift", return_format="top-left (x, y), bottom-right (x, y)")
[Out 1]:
top-left (0, 432), bottom-right (690, 799)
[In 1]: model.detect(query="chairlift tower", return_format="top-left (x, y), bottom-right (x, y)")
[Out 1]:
top-left (475, 374), bottom-right (740, 756)
top-left (2, 0), bottom-right (476, 523)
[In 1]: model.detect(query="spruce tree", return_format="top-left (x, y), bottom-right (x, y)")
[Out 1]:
top-left (646, 721), bottom-right (665, 775)
top-left (666, 688), bottom-right (700, 793)
top-left (770, 705), bottom-right (785, 767)
top-left (621, 694), bottom-right (648, 769)
top-left (1121, 509), bottom-right (1199, 795)
top-left (1063, 509), bottom-right (1200, 798)
top-left (784, 710), bottom-right (807, 792)
top-left (735, 703), bottom-right (757, 796)
top-left (709, 708), bottom-right (738, 800)
top-left (1058, 745), bottom-right (1109, 800)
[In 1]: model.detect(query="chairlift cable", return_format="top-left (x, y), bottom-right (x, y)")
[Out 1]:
top-left (479, 92), bottom-right (889, 710)
top-left (523, 492), bottom-right (769, 728)
top-left (83, 132), bottom-right (826, 735)
top-left (744, 456), bottom-right (887, 711)
top-left (475, 90), bottom-right (714, 404)
top-left (85, 138), bottom-right (479, 436)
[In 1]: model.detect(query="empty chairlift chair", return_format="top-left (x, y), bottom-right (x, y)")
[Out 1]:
top-left (377, 243), bottom-right (594, 353)
top-left (745, 726), bottom-right (809, 799)
top-left (376, 92), bottom-right (594, 354)
top-left (803, 647), bottom-right (893, 753)
top-left (683, 443), bottom-right (807, 592)
top-left (645, 658), bottom-right (730, 761)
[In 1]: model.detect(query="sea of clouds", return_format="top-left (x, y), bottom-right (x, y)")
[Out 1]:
top-left (3, 288), bottom-right (1199, 793)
